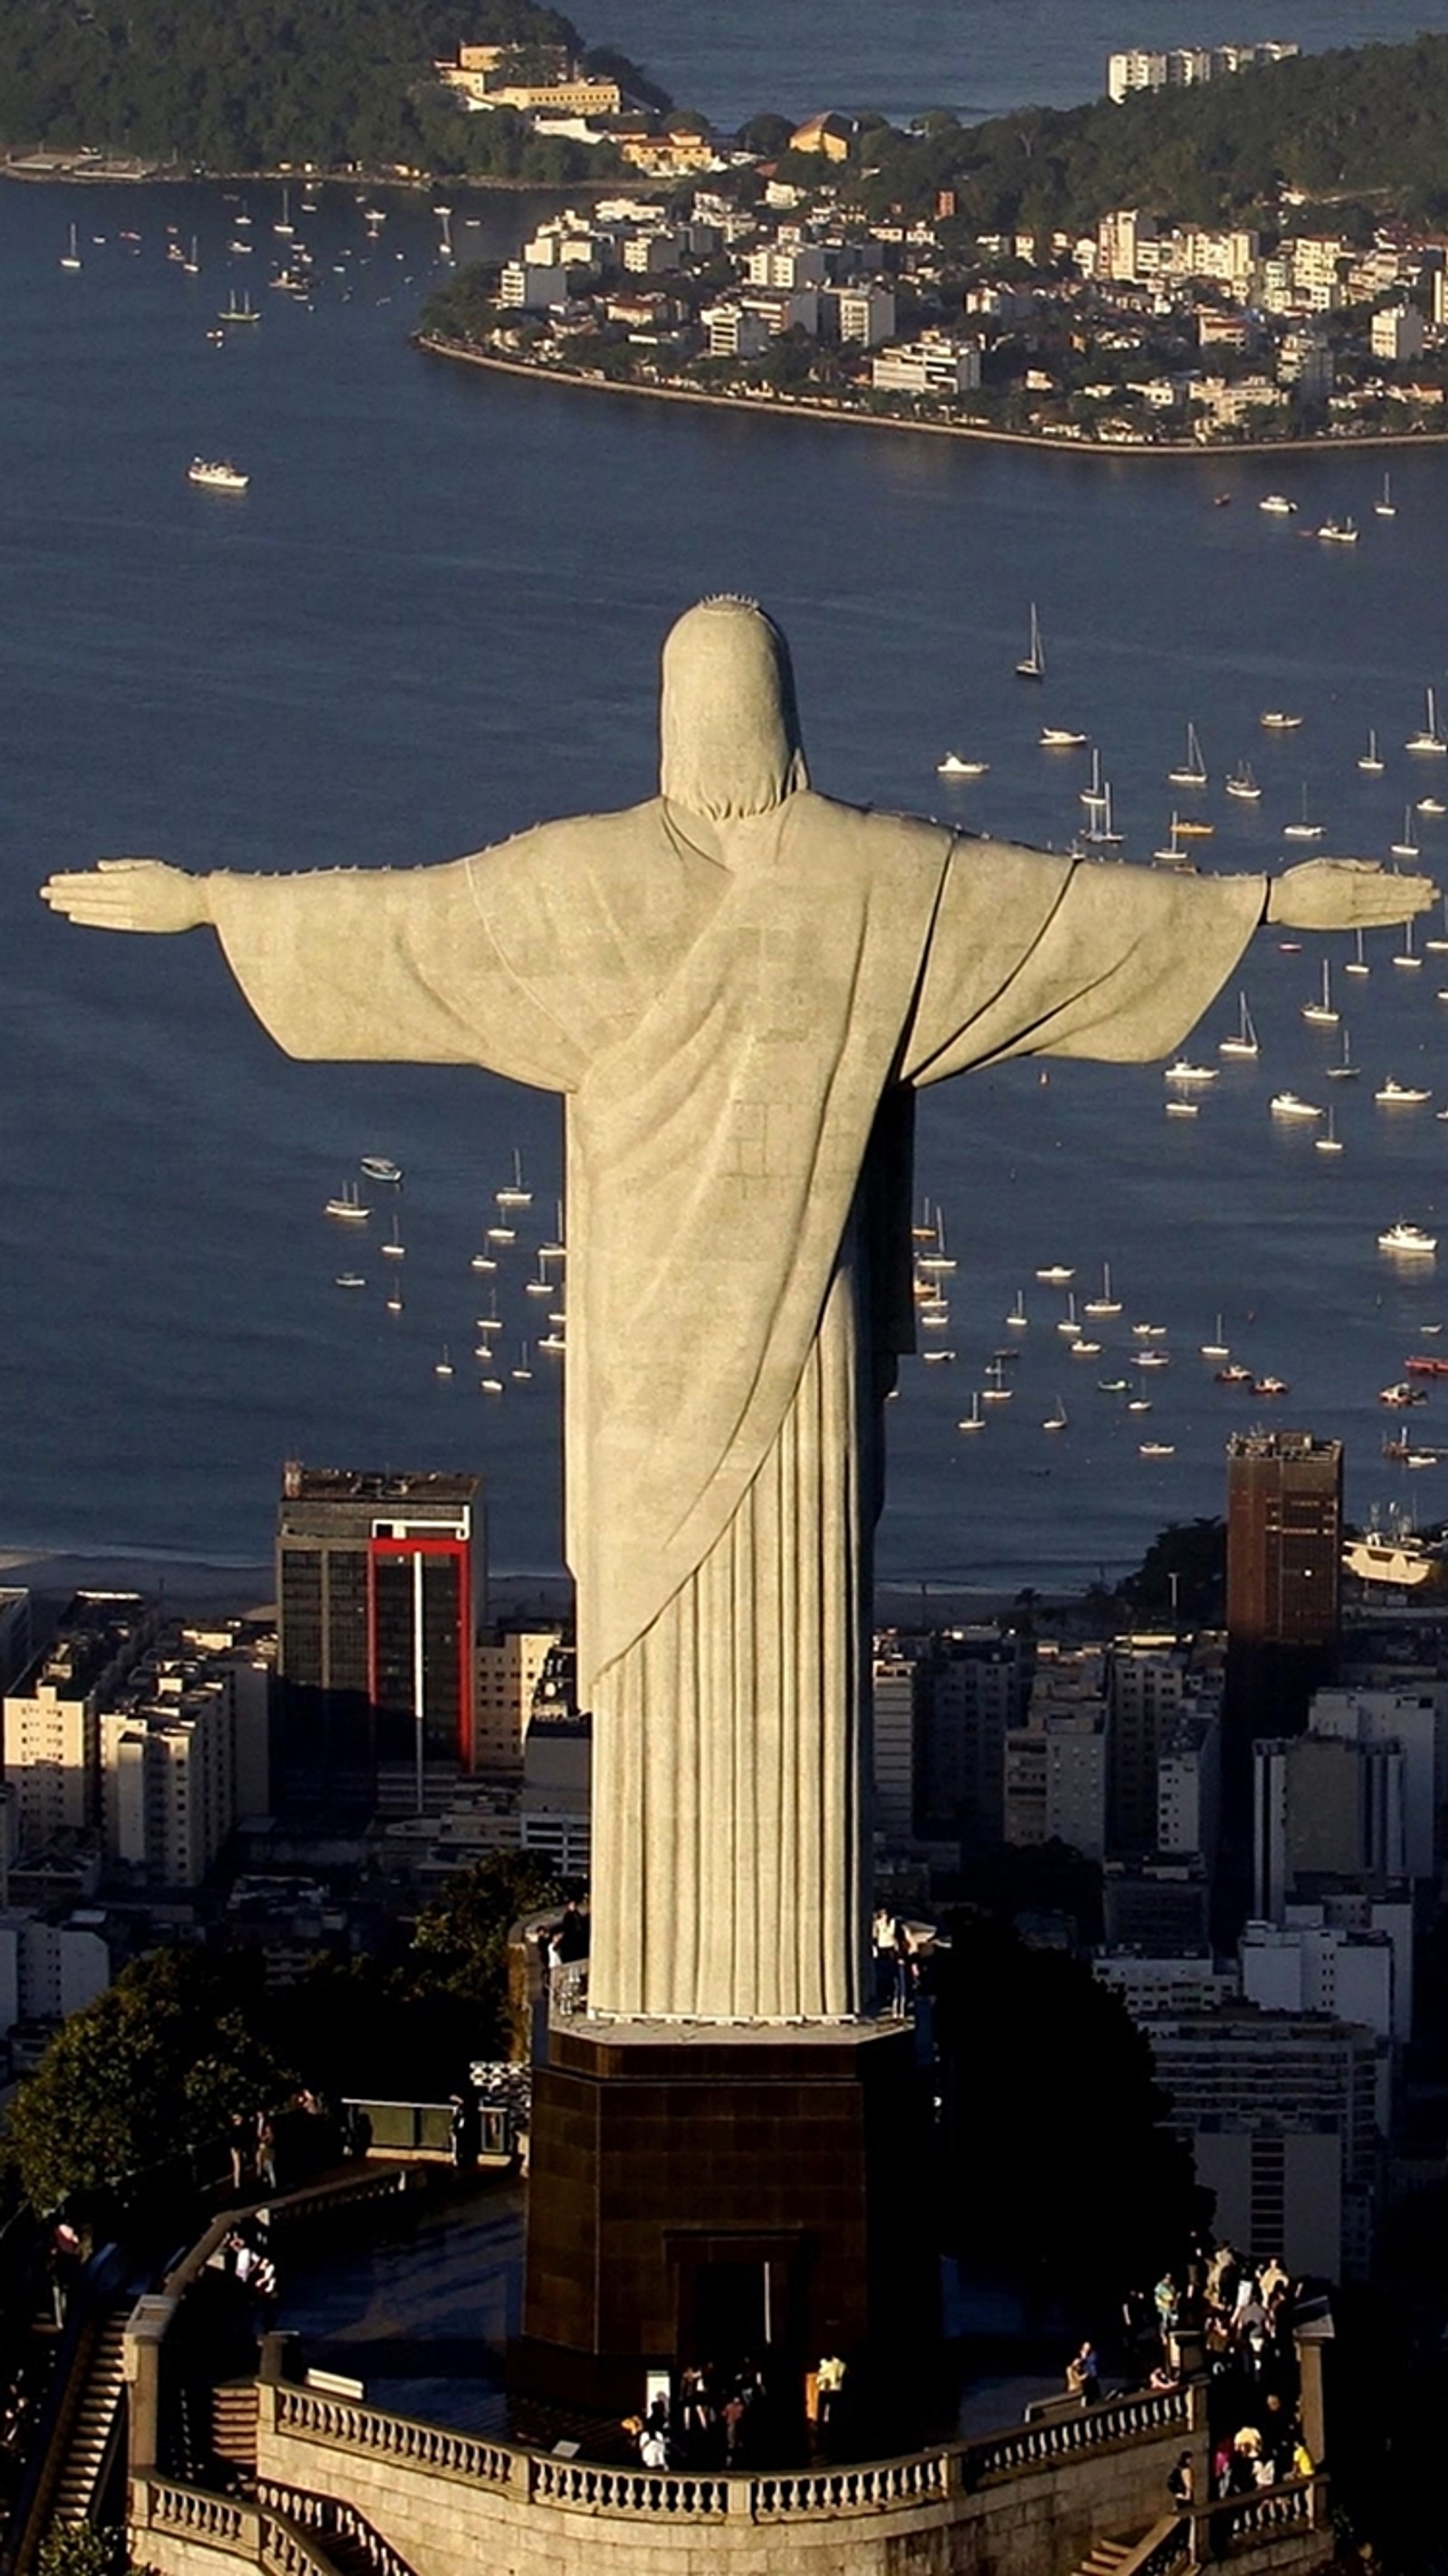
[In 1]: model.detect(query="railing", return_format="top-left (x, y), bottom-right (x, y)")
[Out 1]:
top-left (262, 2376), bottom-right (1199, 2525)
top-left (134, 2475), bottom-right (255, 2550)
top-left (256, 2480), bottom-right (418, 2576)
top-left (272, 2384), bottom-right (517, 2488)
top-left (748, 2455), bottom-right (952, 2515)
top-left (548, 1961), bottom-right (588, 2020)
top-left (338, 2099), bottom-right (515, 2161)
top-left (1113, 2514), bottom-right (1192, 2576)
top-left (967, 2385), bottom-right (1196, 2483)
top-left (1194, 2474), bottom-right (1326, 2554)
top-left (526, 2460), bottom-right (729, 2515)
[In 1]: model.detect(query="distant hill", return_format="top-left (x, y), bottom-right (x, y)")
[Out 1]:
top-left (0, 0), bottom-right (646, 180)
top-left (838, 36), bottom-right (1448, 237)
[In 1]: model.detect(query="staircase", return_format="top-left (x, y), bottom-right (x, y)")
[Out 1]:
top-left (1072, 2546), bottom-right (1136, 2576)
top-left (256, 2484), bottom-right (420, 2576)
top-left (48, 2306), bottom-right (129, 2524)
top-left (212, 2382), bottom-right (260, 2485)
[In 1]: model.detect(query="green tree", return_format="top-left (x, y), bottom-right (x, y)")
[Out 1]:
top-left (4, 1951), bottom-right (291, 2212)
top-left (38, 2528), bottom-right (155, 2576)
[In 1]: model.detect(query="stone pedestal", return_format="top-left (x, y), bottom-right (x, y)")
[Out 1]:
top-left (512, 2017), bottom-right (938, 2420)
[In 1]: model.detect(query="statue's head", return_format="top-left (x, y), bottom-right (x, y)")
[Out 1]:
top-left (660, 596), bottom-right (809, 820)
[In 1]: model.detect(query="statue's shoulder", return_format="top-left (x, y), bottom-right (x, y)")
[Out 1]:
top-left (789, 790), bottom-right (955, 868)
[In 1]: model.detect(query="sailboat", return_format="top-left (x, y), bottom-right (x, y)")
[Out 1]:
top-left (1057, 1294), bottom-right (1083, 1338)
top-left (511, 1341), bottom-right (534, 1382)
top-left (1200, 1312), bottom-right (1230, 1359)
top-left (1301, 959), bottom-right (1338, 1026)
top-left (1015, 602), bottom-right (1045, 681)
top-left (496, 1149), bottom-right (532, 1209)
top-left (1218, 992), bottom-right (1259, 1059)
top-left (1153, 814), bottom-right (1190, 865)
top-left (1080, 748), bottom-right (1107, 811)
top-left (434, 1345), bottom-right (454, 1379)
top-left (217, 289), bottom-right (258, 324)
top-left (1005, 1291), bottom-right (1028, 1331)
top-left (1375, 472), bottom-right (1396, 520)
top-left (1084, 781), bottom-right (1122, 845)
top-left (182, 234), bottom-right (199, 274)
top-left (1225, 762), bottom-right (1262, 801)
top-left (957, 1394), bottom-right (986, 1434)
top-left (1282, 784), bottom-right (1324, 843)
top-left (1084, 1264), bottom-right (1122, 1318)
top-left (1393, 915), bottom-right (1422, 970)
top-left (380, 1215), bottom-right (405, 1259)
top-left (1167, 721), bottom-right (1208, 789)
top-left (1406, 686), bottom-right (1447, 754)
top-left (60, 223), bottom-right (81, 272)
top-left (274, 186), bottom-right (294, 238)
top-left (1424, 896), bottom-right (1448, 957)
top-left (1327, 1027), bottom-right (1359, 1080)
top-left (1042, 1396), bottom-right (1069, 1432)
top-left (1315, 1108), bottom-right (1344, 1154)
top-left (1391, 806), bottom-right (1422, 862)
top-left (1345, 927), bottom-right (1370, 978)
top-left (917, 1208), bottom-right (957, 1276)
top-left (1358, 727), bottom-right (1385, 776)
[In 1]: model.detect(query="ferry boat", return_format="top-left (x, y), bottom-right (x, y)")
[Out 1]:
top-left (187, 457), bottom-right (249, 491)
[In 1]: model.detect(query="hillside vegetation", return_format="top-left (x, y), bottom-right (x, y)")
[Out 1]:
top-left (843, 36), bottom-right (1448, 235)
top-left (0, 0), bottom-right (630, 177)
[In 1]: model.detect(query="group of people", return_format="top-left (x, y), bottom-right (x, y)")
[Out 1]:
top-left (1138, 2241), bottom-right (1314, 2503)
top-left (626, 2352), bottom-right (823, 2472)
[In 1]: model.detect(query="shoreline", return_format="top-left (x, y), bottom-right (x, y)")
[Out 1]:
top-left (416, 332), bottom-right (1448, 461)
top-left (0, 157), bottom-right (661, 198)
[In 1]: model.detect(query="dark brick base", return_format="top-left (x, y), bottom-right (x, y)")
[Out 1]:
top-left (511, 2018), bottom-right (938, 2420)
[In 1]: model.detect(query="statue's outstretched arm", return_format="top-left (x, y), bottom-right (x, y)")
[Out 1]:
top-left (1266, 858), bottom-right (1435, 930)
top-left (41, 859), bottom-right (208, 934)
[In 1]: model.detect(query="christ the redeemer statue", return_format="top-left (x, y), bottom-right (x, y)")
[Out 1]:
top-left (44, 597), bottom-right (1432, 2026)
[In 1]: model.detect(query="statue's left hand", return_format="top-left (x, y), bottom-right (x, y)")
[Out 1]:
top-left (1267, 859), bottom-right (1436, 931)
top-left (40, 859), bottom-right (211, 934)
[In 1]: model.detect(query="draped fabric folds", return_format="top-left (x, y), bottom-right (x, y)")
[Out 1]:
top-left (206, 663), bottom-right (1264, 2021)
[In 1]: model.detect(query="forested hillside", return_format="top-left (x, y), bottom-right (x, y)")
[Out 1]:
top-left (843, 36), bottom-right (1448, 235)
top-left (0, 0), bottom-right (620, 176)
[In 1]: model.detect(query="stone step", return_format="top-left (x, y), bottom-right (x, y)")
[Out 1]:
top-left (1074, 2545), bottom-right (1136, 2576)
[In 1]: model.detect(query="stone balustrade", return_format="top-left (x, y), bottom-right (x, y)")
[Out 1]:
top-left (264, 2374), bottom-right (1201, 2524)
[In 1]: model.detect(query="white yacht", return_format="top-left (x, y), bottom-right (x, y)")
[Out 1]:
top-left (1260, 709), bottom-right (1302, 731)
top-left (1015, 602), bottom-right (1045, 681)
top-left (1164, 1056), bottom-right (1217, 1083)
top-left (1167, 722), bottom-right (1208, 788)
top-left (1218, 993), bottom-right (1259, 1058)
top-left (1406, 686), bottom-right (1447, 754)
top-left (1375, 1076), bottom-right (1432, 1105)
top-left (1270, 1092), bottom-right (1322, 1121)
top-left (1040, 726), bottom-right (1088, 748)
top-left (360, 1154), bottom-right (402, 1183)
top-left (937, 752), bottom-right (989, 778)
top-left (1034, 1264), bottom-right (1074, 1284)
top-left (1378, 1221), bottom-right (1437, 1255)
top-left (187, 458), bottom-right (249, 491)
top-left (1083, 1264), bottom-right (1122, 1318)
top-left (1258, 492), bottom-right (1296, 514)
top-left (1301, 960), bottom-right (1338, 1026)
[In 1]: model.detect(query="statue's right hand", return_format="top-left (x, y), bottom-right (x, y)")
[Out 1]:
top-left (40, 858), bottom-right (211, 934)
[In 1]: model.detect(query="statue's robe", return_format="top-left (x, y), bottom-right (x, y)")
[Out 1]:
top-left (209, 795), bottom-right (1263, 2018)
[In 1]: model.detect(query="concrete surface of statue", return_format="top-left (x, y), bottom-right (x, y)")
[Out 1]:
top-left (43, 597), bottom-right (1434, 2023)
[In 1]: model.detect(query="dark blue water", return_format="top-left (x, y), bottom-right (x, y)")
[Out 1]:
top-left (597, 0), bottom-right (1448, 128)
top-left (5, 169), bottom-right (1448, 1587)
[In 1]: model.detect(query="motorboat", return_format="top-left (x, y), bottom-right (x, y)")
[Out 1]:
top-left (1270, 1092), bottom-right (1322, 1121)
top-left (1174, 816), bottom-right (1215, 839)
top-left (1040, 726), bottom-right (1088, 748)
top-left (1138, 1442), bottom-right (1176, 1458)
top-left (1258, 493), bottom-right (1297, 514)
top-left (1375, 1077), bottom-right (1432, 1105)
top-left (360, 1154), bottom-right (403, 1183)
top-left (1035, 1264), bottom-right (1074, 1284)
top-left (937, 752), bottom-right (988, 778)
top-left (334, 1271), bottom-right (366, 1290)
top-left (1260, 710), bottom-right (1302, 731)
top-left (1378, 1221), bottom-right (1437, 1254)
top-left (187, 458), bottom-right (249, 491)
top-left (1215, 1362), bottom-right (1253, 1384)
top-left (1164, 1057), bottom-right (1216, 1083)
top-left (1379, 1382), bottom-right (1426, 1407)
top-left (1253, 1376), bottom-right (1290, 1396)
top-left (1165, 1099), bottom-right (1199, 1118)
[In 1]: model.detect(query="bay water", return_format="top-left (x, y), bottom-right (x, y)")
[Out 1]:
top-left (5, 11), bottom-right (1448, 1588)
